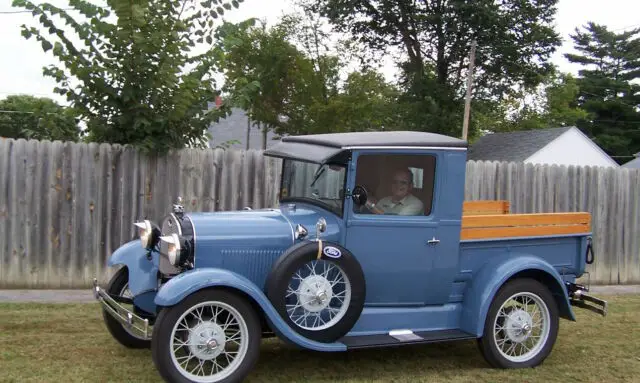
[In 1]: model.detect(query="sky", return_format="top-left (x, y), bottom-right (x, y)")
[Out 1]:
top-left (0, 0), bottom-right (638, 106)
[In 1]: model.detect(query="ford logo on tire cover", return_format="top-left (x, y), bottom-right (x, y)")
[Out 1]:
top-left (323, 246), bottom-right (342, 258)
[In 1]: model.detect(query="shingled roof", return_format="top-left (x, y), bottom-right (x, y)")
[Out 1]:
top-left (468, 127), bottom-right (572, 162)
top-left (622, 153), bottom-right (640, 169)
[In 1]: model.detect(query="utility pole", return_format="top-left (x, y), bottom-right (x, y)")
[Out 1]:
top-left (246, 114), bottom-right (251, 150)
top-left (462, 40), bottom-right (476, 141)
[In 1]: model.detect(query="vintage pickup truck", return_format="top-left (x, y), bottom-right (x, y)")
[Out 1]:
top-left (93, 131), bottom-right (607, 383)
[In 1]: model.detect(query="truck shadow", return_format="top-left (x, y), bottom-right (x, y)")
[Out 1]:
top-left (247, 338), bottom-right (488, 382)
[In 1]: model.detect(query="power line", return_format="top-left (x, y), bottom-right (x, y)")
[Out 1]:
top-left (591, 119), bottom-right (640, 125)
top-left (610, 23), bottom-right (640, 32)
top-left (0, 7), bottom-right (74, 14)
top-left (0, 110), bottom-right (66, 115)
top-left (491, 51), bottom-right (640, 110)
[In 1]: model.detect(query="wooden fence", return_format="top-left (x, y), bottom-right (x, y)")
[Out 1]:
top-left (1, 137), bottom-right (638, 287)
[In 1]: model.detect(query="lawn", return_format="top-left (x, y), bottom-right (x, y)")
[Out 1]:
top-left (0, 295), bottom-right (638, 383)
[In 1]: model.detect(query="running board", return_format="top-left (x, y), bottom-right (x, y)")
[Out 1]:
top-left (340, 329), bottom-right (476, 350)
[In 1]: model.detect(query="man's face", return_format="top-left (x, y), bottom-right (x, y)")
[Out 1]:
top-left (391, 171), bottom-right (411, 199)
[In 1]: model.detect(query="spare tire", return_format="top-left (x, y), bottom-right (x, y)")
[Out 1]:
top-left (266, 240), bottom-right (366, 343)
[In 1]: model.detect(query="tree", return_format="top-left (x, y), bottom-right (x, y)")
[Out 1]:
top-left (303, 69), bottom-right (401, 134)
top-left (12, 0), bottom-right (244, 153)
top-left (215, 15), bottom-right (400, 141)
top-left (486, 71), bottom-right (589, 133)
top-left (214, 18), bottom-right (310, 148)
top-left (565, 22), bottom-right (640, 161)
top-left (0, 95), bottom-right (80, 141)
top-left (310, 0), bottom-right (562, 138)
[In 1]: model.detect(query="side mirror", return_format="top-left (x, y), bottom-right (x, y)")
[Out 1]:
top-left (351, 185), bottom-right (368, 206)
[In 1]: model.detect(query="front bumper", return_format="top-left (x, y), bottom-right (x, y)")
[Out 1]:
top-left (92, 278), bottom-right (152, 340)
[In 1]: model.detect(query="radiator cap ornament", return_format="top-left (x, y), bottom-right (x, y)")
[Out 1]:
top-left (173, 196), bottom-right (184, 216)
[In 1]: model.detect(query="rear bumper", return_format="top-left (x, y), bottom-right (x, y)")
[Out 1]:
top-left (92, 278), bottom-right (152, 340)
top-left (567, 282), bottom-right (608, 317)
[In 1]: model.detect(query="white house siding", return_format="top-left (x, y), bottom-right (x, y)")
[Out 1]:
top-left (525, 128), bottom-right (619, 168)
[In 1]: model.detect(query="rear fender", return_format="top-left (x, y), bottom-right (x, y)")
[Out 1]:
top-left (108, 240), bottom-right (159, 297)
top-left (154, 268), bottom-right (347, 352)
top-left (460, 253), bottom-right (575, 337)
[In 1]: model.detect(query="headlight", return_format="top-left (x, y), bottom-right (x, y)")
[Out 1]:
top-left (134, 220), bottom-right (158, 249)
top-left (164, 233), bottom-right (181, 265)
top-left (160, 233), bottom-right (190, 266)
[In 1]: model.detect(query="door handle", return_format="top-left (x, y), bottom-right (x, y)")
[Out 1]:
top-left (427, 237), bottom-right (440, 245)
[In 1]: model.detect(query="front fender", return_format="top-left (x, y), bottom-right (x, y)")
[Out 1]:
top-left (108, 240), bottom-right (159, 297)
top-left (154, 268), bottom-right (347, 352)
top-left (460, 253), bottom-right (575, 337)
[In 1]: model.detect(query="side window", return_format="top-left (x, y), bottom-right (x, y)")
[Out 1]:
top-left (353, 154), bottom-right (436, 216)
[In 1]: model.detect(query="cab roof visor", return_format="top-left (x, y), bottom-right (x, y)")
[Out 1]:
top-left (263, 141), bottom-right (344, 164)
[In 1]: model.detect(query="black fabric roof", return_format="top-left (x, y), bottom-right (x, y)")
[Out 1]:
top-left (467, 127), bottom-right (571, 162)
top-left (262, 141), bottom-right (344, 163)
top-left (264, 131), bottom-right (467, 163)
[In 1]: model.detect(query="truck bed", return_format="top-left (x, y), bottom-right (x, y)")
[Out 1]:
top-left (451, 200), bottom-right (591, 303)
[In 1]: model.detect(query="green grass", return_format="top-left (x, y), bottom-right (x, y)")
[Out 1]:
top-left (1, 295), bottom-right (639, 383)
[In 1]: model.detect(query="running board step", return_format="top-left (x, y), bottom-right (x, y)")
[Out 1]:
top-left (340, 329), bottom-right (476, 350)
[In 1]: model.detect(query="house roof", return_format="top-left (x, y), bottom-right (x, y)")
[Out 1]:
top-left (468, 127), bottom-right (572, 162)
top-left (265, 131), bottom-right (468, 163)
top-left (207, 107), bottom-right (278, 150)
top-left (622, 156), bottom-right (640, 169)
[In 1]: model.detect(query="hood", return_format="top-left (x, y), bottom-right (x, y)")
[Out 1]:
top-left (187, 204), bottom-right (343, 270)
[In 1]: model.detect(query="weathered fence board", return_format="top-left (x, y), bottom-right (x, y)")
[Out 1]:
top-left (1, 137), bottom-right (639, 287)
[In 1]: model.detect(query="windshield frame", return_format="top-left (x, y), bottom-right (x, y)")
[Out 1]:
top-left (278, 158), bottom-right (349, 217)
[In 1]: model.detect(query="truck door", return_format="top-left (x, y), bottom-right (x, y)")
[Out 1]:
top-left (344, 149), bottom-right (463, 306)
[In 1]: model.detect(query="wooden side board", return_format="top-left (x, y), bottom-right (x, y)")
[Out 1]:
top-left (463, 200), bottom-right (510, 215)
top-left (460, 212), bottom-right (592, 240)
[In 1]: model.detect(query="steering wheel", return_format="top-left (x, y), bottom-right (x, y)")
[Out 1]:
top-left (351, 185), bottom-right (375, 213)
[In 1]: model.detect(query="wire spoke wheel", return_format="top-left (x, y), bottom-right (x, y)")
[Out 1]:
top-left (169, 301), bottom-right (249, 382)
top-left (285, 259), bottom-right (352, 331)
top-left (118, 282), bottom-right (149, 340)
top-left (493, 292), bottom-right (551, 363)
top-left (102, 267), bottom-right (151, 349)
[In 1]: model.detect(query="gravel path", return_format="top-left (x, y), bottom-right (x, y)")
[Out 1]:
top-left (0, 285), bottom-right (638, 303)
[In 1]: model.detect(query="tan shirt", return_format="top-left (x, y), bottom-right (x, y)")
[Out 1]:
top-left (376, 194), bottom-right (424, 215)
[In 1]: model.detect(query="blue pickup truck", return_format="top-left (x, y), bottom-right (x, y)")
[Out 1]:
top-left (93, 131), bottom-right (606, 383)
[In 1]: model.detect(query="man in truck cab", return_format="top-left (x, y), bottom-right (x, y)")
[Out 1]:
top-left (364, 168), bottom-right (424, 215)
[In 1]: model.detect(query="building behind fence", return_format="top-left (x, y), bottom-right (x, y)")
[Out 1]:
top-left (1, 137), bottom-right (639, 287)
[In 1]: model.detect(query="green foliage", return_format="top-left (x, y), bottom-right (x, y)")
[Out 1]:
top-left (12, 0), bottom-right (244, 153)
top-left (488, 71), bottom-right (589, 133)
top-left (214, 13), bottom-right (400, 143)
top-left (299, 70), bottom-right (401, 134)
top-left (214, 18), bottom-right (308, 147)
top-left (0, 95), bottom-right (80, 141)
top-left (310, 0), bottom-right (562, 138)
top-left (565, 22), bottom-right (640, 161)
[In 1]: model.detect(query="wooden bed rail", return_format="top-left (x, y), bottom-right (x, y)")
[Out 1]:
top-left (460, 212), bottom-right (592, 240)
top-left (463, 200), bottom-right (510, 215)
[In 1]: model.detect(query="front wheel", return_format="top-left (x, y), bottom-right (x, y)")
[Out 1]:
top-left (151, 289), bottom-right (261, 383)
top-left (102, 267), bottom-right (151, 349)
top-left (477, 278), bottom-right (559, 369)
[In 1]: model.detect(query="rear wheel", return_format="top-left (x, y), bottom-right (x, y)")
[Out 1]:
top-left (102, 267), bottom-right (151, 349)
top-left (151, 289), bottom-right (261, 383)
top-left (477, 278), bottom-right (559, 369)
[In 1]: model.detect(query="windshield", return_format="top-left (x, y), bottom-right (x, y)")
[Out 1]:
top-left (280, 159), bottom-right (347, 215)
